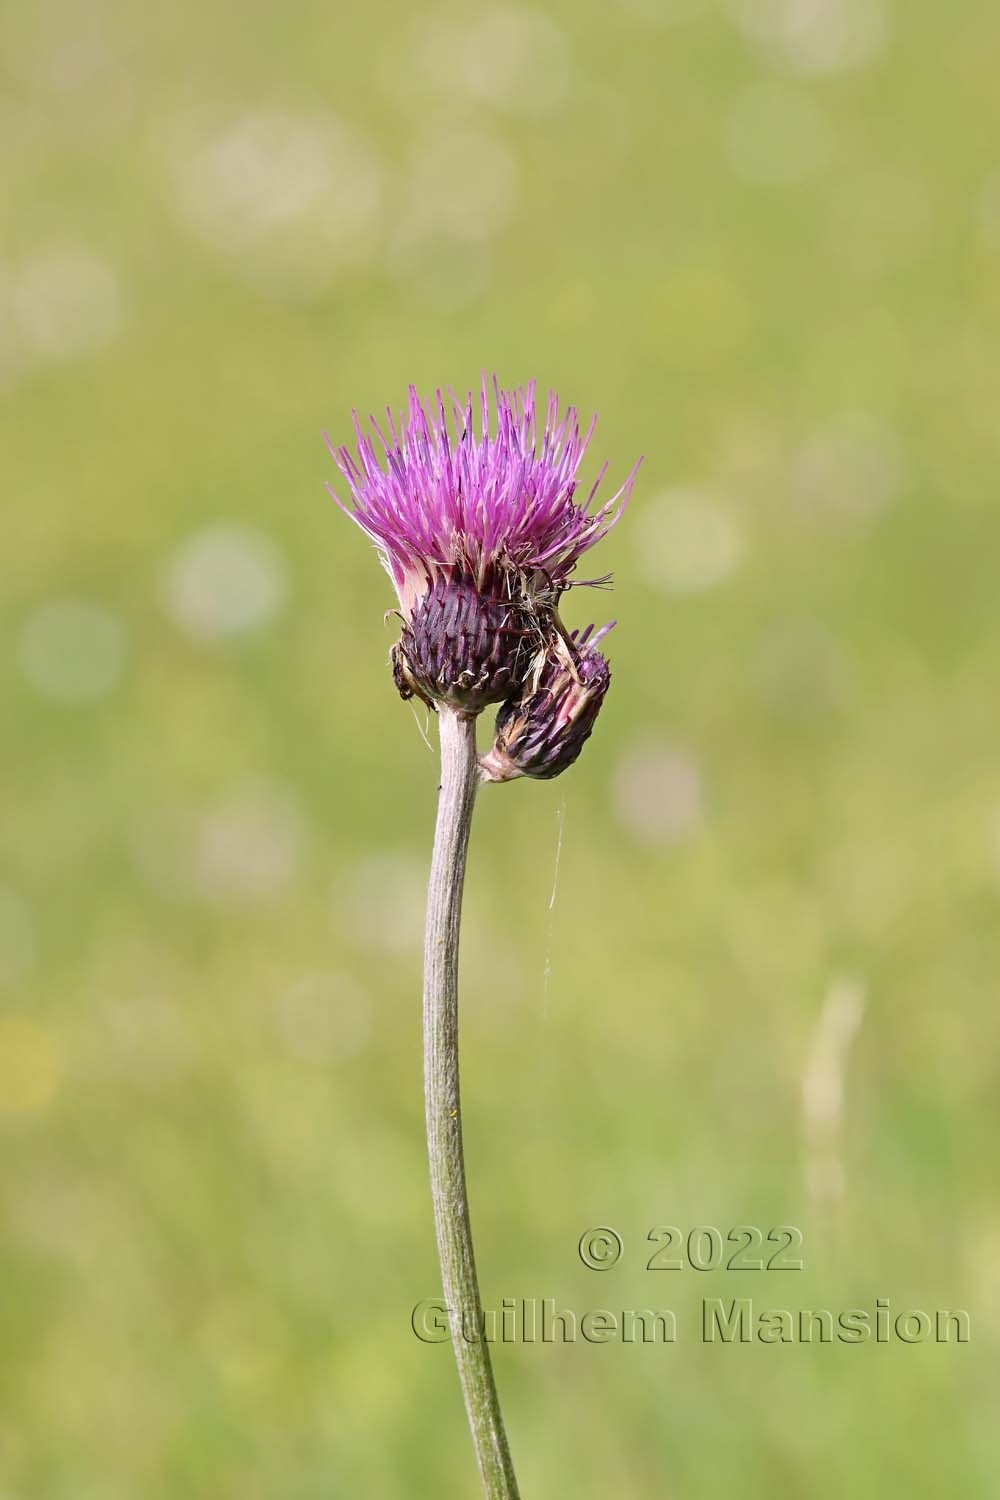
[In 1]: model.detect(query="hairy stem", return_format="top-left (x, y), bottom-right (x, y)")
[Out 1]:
top-left (423, 706), bottom-right (521, 1499)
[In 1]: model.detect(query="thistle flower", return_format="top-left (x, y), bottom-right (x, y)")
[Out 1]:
top-left (326, 375), bottom-right (639, 713)
top-left (326, 376), bottom-right (641, 1500)
top-left (479, 624), bottom-right (614, 783)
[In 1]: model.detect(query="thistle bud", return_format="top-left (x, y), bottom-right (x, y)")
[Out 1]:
top-left (479, 625), bottom-right (613, 783)
top-left (391, 567), bottom-right (536, 714)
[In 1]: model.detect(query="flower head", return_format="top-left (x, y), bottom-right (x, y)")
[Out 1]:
top-left (479, 624), bottom-right (614, 782)
top-left (327, 376), bottom-right (639, 713)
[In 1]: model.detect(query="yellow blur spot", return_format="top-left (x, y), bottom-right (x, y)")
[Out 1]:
top-left (651, 269), bottom-right (754, 366)
top-left (0, 1017), bottom-right (62, 1116)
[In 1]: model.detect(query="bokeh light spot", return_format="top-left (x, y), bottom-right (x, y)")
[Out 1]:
top-left (340, 853), bottom-right (426, 954)
top-left (419, 8), bottom-right (570, 116)
top-left (162, 524), bottom-right (287, 642)
top-left (404, 131), bottom-right (519, 245)
top-left (635, 489), bottom-right (745, 594)
top-left (193, 778), bottom-right (305, 906)
top-left (19, 598), bottom-right (126, 704)
top-left (459, 9), bottom-right (570, 116)
top-left (173, 109), bottom-right (382, 293)
top-left (795, 414), bottom-right (905, 525)
top-left (755, 620), bottom-right (848, 720)
top-left (727, 85), bottom-right (833, 184)
top-left (728, 0), bottom-right (890, 77)
top-left (613, 742), bottom-right (704, 846)
top-left (0, 1017), bottom-right (62, 1117)
top-left (11, 249), bottom-right (124, 362)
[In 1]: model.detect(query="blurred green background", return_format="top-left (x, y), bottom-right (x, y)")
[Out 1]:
top-left (3, 0), bottom-right (999, 1494)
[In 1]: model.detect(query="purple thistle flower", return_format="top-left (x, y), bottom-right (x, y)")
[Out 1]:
top-left (326, 375), bottom-right (640, 713)
top-left (327, 374), bottom-right (640, 610)
top-left (479, 624), bottom-right (614, 783)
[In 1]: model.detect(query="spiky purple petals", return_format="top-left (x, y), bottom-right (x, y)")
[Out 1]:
top-left (327, 376), bottom-right (640, 614)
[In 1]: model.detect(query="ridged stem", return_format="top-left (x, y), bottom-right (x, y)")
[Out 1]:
top-left (423, 706), bottom-right (521, 1499)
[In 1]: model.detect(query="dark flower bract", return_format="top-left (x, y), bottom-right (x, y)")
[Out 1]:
top-left (479, 624), bottom-right (614, 782)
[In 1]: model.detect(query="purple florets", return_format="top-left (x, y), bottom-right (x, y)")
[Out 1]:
top-left (326, 375), bottom-right (640, 619)
top-left (327, 375), bottom-right (637, 746)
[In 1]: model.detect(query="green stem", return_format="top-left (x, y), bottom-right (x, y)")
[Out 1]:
top-left (423, 706), bottom-right (521, 1499)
